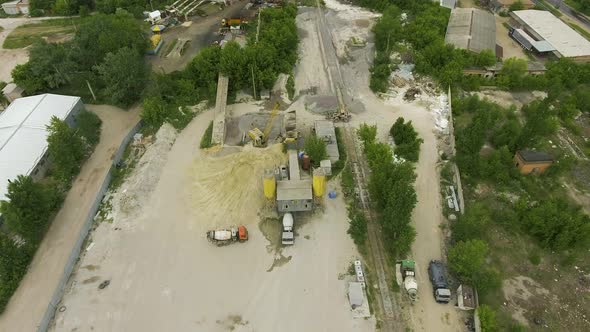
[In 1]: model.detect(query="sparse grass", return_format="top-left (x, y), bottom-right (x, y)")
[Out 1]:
top-left (3, 18), bottom-right (81, 49)
top-left (537, 0), bottom-right (563, 17)
top-left (164, 38), bottom-right (178, 57)
top-left (200, 121), bottom-right (214, 149)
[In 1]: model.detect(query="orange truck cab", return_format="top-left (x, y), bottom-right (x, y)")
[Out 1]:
top-left (238, 225), bottom-right (248, 242)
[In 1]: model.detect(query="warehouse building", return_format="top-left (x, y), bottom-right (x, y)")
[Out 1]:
top-left (509, 10), bottom-right (590, 62)
top-left (445, 8), bottom-right (497, 55)
top-left (0, 94), bottom-right (83, 201)
top-left (1, 0), bottom-right (29, 15)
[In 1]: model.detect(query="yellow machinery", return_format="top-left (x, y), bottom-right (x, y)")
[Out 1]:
top-left (263, 169), bottom-right (276, 199)
top-left (313, 168), bottom-right (326, 197)
top-left (248, 102), bottom-right (280, 147)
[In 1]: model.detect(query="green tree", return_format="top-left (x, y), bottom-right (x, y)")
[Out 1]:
top-left (478, 305), bottom-right (499, 332)
top-left (357, 123), bottom-right (378, 146)
top-left (347, 207), bottom-right (367, 246)
top-left (449, 239), bottom-right (488, 283)
top-left (509, 0), bottom-right (524, 11)
top-left (12, 40), bottom-right (75, 94)
top-left (46, 116), bottom-right (87, 183)
top-left (518, 198), bottom-right (590, 250)
top-left (0, 233), bottom-right (32, 312)
top-left (73, 12), bottom-right (148, 69)
top-left (304, 135), bottom-right (327, 166)
top-left (497, 58), bottom-right (527, 90)
top-left (76, 110), bottom-right (102, 147)
top-left (452, 203), bottom-right (491, 242)
top-left (95, 47), bottom-right (149, 106)
top-left (0, 176), bottom-right (54, 244)
top-left (141, 96), bottom-right (172, 130)
top-left (390, 117), bottom-right (423, 162)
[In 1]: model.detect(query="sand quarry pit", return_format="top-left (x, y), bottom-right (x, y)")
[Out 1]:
top-left (50, 111), bottom-right (373, 332)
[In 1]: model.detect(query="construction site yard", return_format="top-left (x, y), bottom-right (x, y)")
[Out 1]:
top-left (50, 110), bottom-right (374, 331)
top-left (52, 1), bottom-right (472, 331)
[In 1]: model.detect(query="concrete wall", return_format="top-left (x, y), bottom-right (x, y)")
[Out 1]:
top-left (277, 199), bottom-right (313, 213)
top-left (1, 2), bottom-right (19, 15)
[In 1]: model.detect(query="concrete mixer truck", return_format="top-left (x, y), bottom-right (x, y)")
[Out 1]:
top-left (281, 213), bottom-right (294, 245)
top-left (206, 225), bottom-right (248, 246)
top-left (396, 259), bottom-right (418, 303)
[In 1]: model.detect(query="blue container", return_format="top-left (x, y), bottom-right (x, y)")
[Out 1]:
top-left (298, 151), bottom-right (305, 159)
top-left (328, 191), bottom-right (337, 199)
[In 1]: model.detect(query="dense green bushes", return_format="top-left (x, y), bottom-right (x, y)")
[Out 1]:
top-left (358, 123), bottom-right (418, 257)
top-left (142, 4), bottom-right (299, 131)
top-left (448, 239), bottom-right (501, 297)
top-left (304, 135), bottom-right (327, 167)
top-left (390, 117), bottom-right (423, 162)
top-left (13, 12), bottom-right (149, 106)
top-left (516, 197), bottom-right (590, 251)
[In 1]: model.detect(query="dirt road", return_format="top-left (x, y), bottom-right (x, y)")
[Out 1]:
top-left (51, 109), bottom-right (374, 332)
top-left (0, 105), bottom-right (140, 332)
top-left (319, 0), bottom-right (466, 330)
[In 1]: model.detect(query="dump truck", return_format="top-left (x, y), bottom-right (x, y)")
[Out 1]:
top-left (428, 260), bottom-right (451, 303)
top-left (206, 225), bottom-right (248, 246)
top-left (396, 259), bottom-right (418, 303)
top-left (281, 213), bottom-right (294, 245)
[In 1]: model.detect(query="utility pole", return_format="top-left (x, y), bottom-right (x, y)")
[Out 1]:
top-left (251, 64), bottom-right (257, 100)
top-left (256, 8), bottom-right (262, 43)
top-left (86, 80), bottom-right (97, 101)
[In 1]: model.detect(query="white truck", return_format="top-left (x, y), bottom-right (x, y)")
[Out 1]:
top-left (396, 260), bottom-right (418, 303)
top-left (281, 213), bottom-right (294, 245)
top-left (206, 225), bottom-right (248, 246)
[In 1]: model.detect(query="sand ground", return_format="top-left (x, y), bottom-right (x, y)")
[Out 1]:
top-left (51, 109), bottom-right (374, 332)
top-left (0, 105), bottom-right (140, 332)
top-left (45, 1), bottom-right (467, 331)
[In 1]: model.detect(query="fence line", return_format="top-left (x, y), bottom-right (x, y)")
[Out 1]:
top-left (37, 120), bottom-right (143, 332)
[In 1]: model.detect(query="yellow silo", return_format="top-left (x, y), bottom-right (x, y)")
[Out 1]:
top-left (263, 169), bottom-right (276, 199)
top-left (313, 168), bottom-right (326, 197)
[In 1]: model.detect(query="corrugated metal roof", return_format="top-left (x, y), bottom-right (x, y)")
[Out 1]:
top-left (445, 8), bottom-right (496, 53)
top-left (0, 94), bottom-right (80, 201)
top-left (511, 10), bottom-right (590, 58)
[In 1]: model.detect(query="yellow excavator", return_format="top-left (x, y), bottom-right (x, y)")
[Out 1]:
top-left (248, 102), bottom-right (280, 147)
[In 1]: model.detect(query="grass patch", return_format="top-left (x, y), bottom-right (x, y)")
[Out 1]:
top-left (200, 121), bottom-right (213, 149)
top-left (3, 18), bottom-right (81, 49)
top-left (164, 38), bottom-right (178, 57)
top-left (329, 127), bottom-right (347, 179)
top-left (537, 0), bottom-right (563, 17)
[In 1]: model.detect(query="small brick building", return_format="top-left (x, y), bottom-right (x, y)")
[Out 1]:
top-left (514, 150), bottom-right (553, 174)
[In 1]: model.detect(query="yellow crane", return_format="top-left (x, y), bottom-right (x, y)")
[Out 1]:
top-left (248, 102), bottom-right (280, 147)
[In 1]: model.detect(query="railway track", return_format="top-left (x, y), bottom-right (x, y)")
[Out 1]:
top-left (341, 125), bottom-right (400, 332)
top-left (310, 0), bottom-right (401, 329)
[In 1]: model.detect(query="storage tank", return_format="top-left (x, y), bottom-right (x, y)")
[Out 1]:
top-left (302, 154), bottom-right (311, 170)
top-left (263, 169), bottom-right (276, 199)
top-left (313, 168), bottom-right (326, 197)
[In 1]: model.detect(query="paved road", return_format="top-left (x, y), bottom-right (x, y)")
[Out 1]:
top-left (0, 105), bottom-right (140, 332)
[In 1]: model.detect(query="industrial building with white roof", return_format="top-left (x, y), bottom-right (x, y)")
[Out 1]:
top-left (445, 8), bottom-right (497, 55)
top-left (0, 94), bottom-right (83, 201)
top-left (509, 10), bottom-right (590, 62)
